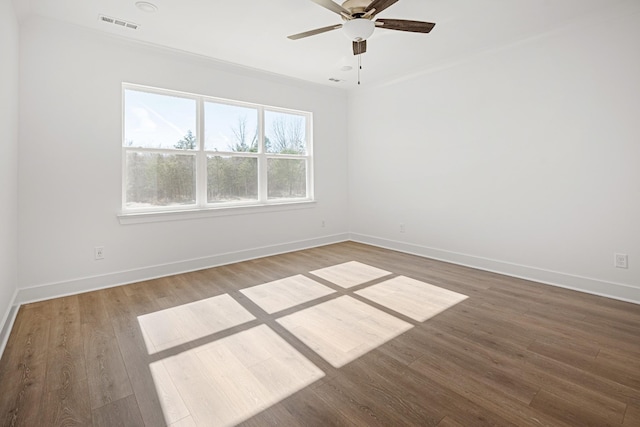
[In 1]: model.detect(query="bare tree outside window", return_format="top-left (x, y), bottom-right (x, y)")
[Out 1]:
top-left (229, 116), bottom-right (258, 153)
top-left (266, 113), bottom-right (306, 155)
top-left (265, 111), bottom-right (308, 199)
top-left (208, 114), bottom-right (259, 203)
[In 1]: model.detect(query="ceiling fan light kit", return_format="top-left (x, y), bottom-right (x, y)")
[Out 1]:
top-left (342, 18), bottom-right (375, 41)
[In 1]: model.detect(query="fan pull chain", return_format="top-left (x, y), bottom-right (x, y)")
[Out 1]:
top-left (358, 54), bottom-right (362, 85)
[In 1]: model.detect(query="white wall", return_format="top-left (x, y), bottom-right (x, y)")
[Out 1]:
top-left (0, 0), bottom-right (20, 345)
top-left (17, 17), bottom-right (349, 302)
top-left (12, 6), bottom-right (640, 308)
top-left (348, 5), bottom-right (640, 302)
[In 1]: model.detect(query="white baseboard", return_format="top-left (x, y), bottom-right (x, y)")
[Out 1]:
top-left (350, 233), bottom-right (640, 305)
top-left (0, 288), bottom-right (19, 359)
top-left (11, 231), bottom-right (639, 315)
top-left (15, 233), bottom-right (350, 305)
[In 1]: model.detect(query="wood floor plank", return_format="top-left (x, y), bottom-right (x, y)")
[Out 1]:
top-left (81, 291), bottom-right (134, 412)
top-left (526, 336), bottom-right (600, 370)
top-left (0, 302), bottom-right (52, 426)
top-left (1, 242), bottom-right (639, 426)
top-left (92, 394), bottom-right (144, 427)
top-left (522, 308), bottom-right (640, 356)
top-left (42, 295), bottom-right (91, 426)
top-left (414, 326), bottom-right (542, 405)
top-left (101, 285), bottom-right (171, 427)
top-left (78, 291), bottom-right (113, 333)
top-left (409, 352), bottom-right (570, 427)
top-left (465, 328), bottom-right (640, 408)
top-left (429, 303), bottom-right (535, 347)
top-left (437, 416), bottom-right (466, 427)
top-left (338, 356), bottom-right (444, 426)
top-left (238, 403), bottom-right (298, 427)
top-left (623, 400), bottom-right (640, 426)
top-left (345, 348), bottom-right (514, 426)
top-left (530, 388), bottom-right (625, 426)
top-left (83, 324), bottom-right (133, 411)
top-left (590, 348), bottom-right (640, 390)
top-left (42, 378), bottom-right (92, 427)
top-left (280, 383), bottom-right (362, 426)
top-left (44, 296), bottom-right (87, 392)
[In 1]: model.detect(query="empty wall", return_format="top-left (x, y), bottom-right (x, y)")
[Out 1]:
top-left (17, 17), bottom-right (349, 302)
top-left (348, 5), bottom-right (640, 302)
top-left (12, 5), bottom-right (640, 311)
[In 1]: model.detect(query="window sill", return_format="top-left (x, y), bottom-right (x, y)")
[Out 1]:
top-left (118, 200), bottom-right (316, 225)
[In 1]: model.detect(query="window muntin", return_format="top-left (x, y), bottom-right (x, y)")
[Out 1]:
top-left (122, 84), bottom-right (312, 213)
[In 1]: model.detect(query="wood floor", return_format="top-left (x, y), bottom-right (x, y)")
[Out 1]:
top-left (1, 242), bottom-right (639, 426)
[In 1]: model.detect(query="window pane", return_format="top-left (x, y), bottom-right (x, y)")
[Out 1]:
top-left (267, 159), bottom-right (307, 199)
top-left (265, 111), bottom-right (307, 154)
top-left (125, 152), bottom-right (196, 208)
top-left (124, 89), bottom-right (197, 150)
top-left (205, 102), bottom-right (258, 152)
top-left (208, 156), bottom-right (258, 203)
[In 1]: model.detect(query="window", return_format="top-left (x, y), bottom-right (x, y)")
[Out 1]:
top-left (122, 85), bottom-right (313, 214)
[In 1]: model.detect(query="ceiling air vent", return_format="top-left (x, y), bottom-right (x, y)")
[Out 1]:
top-left (99, 15), bottom-right (139, 30)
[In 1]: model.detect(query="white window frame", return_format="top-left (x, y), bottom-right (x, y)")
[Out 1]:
top-left (120, 84), bottom-right (314, 223)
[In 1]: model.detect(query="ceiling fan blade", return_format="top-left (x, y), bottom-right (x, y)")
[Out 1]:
top-left (288, 24), bottom-right (343, 40)
top-left (310, 0), bottom-right (351, 17)
top-left (364, 0), bottom-right (399, 17)
top-left (352, 40), bottom-right (367, 55)
top-left (375, 19), bottom-right (436, 33)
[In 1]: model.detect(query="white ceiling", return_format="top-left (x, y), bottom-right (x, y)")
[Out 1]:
top-left (14, 0), bottom-right (625, 89)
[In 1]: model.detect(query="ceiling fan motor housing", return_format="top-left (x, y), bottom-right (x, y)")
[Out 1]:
top-left (342, 0), bottom-right (371, 16)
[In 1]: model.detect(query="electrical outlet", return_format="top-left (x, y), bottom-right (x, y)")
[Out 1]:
top-left (614, 253), bottom-right (628, 269)
top-left (95, 246), bottom-right (105, 260)
top-left (400, 223), bottom-right (405, 233)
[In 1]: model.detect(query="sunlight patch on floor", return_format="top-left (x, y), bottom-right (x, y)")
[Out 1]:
top-left (240, 274), bottom-right (335, 314)
top-left (356, 275), bottom-right (469, 321)
top-left (138, 294), bottom-right (255, 354)
top-left (277, 295), bottom-right (414, 368)
top-left (141, 261), bottom-right (469, 426)
top-left (309, 261), bottom-right (392, 288)
top-left (153, 324), bottom-right (324, 427)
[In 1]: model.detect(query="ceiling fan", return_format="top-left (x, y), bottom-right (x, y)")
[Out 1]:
top-left (288, 0), bottom-right (436, 56)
